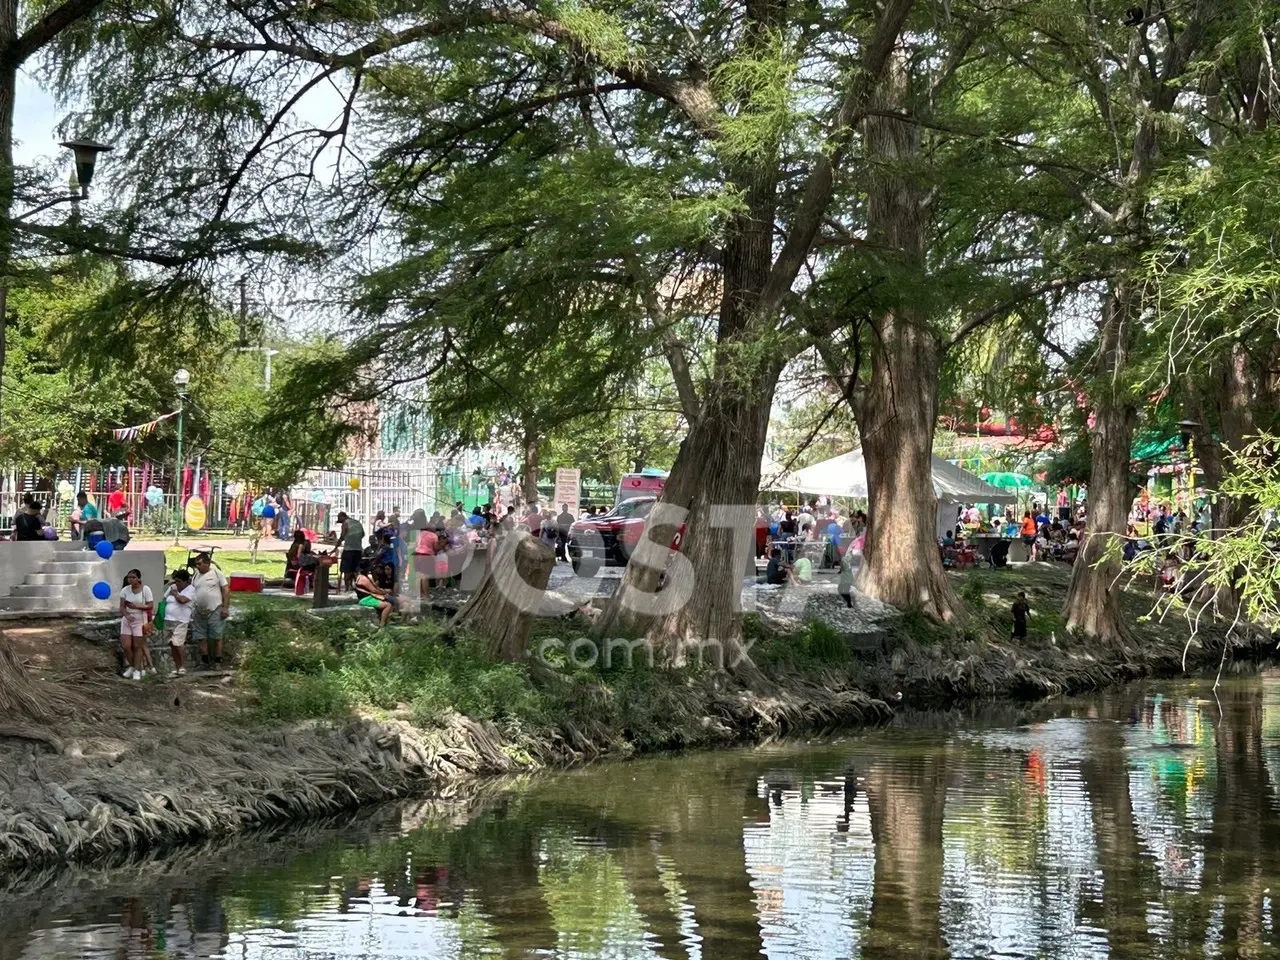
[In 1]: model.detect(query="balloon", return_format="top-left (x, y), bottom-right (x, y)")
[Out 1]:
top-left (91, 581), bottom-right (112, 601)
top-left (251, 501), bottom-right (264, 517)
top-left (310, 488), bottom-right (327, 504)
top-left (348, 477), bottom-right (361, 490)
top-left (261, 503), bottom-right (277, 519)
top-left (57, 480), bottom-right (73, 498)
top-left (95, 540), bottom-right (114, 560)
top-left (145, 485), bottom-right (165, 507)
top-left (467, 514), bottom-right (484, 526)
top-left (41, 526), bottom-right (56, 541)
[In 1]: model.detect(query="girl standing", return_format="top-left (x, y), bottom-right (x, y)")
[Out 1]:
top-left (119, 569), bottom-right (154, 680)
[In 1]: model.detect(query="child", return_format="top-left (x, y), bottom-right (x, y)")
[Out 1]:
top-left (1012, 591), bottom-right (1030, 640)
top-left (164, 569), bottom-right (196, 676)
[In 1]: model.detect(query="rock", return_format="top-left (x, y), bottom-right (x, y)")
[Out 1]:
top-left (72, 619), bottom-right (119, 645)
top-left (44, 782), bottom-right (87, 820)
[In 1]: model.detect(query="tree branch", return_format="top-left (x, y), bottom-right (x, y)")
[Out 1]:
top-left (8, 0), bottom-right (105, 66)
top-left (190, 7), bottom-right (722, 134)
top-left (758, 0), bottom-right (917, 315)
top-left (945, 275), bottom-right (1107, 350)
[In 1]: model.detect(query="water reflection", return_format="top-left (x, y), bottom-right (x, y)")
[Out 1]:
top-left (8, 675), bottom-right (1280, 959)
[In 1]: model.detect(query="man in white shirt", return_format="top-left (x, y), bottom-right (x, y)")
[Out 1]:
top-left (164, 568), bottom-right (196, 676)
top-left (190, 553), bottom-right (230, 668)
top-left (797, 507), bottom-right (815, 535)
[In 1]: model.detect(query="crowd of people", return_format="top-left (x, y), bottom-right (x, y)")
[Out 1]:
top-left (113, 552), bottom-right (230, 681)
top-left (275, 498), bottom-right (607, 627)
top-left (752, 501), bottom-right (867, 608)
top-left (941, 504), bottom-right (1089, 568)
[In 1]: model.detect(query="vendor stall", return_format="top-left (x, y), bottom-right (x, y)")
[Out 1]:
top-left (766, 448), bottom-right (1018, 540)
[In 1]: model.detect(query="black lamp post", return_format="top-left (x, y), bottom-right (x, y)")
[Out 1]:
top-left (1177, 419), bottom-right (1200, 452)
top-left (59, 139), bottom-right (113, 197)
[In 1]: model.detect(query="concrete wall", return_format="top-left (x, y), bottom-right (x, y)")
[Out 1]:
top-left (0, 541), bottom-right (167, 614)
top-left (0, 541), bottom-right (55, 597)
top-left (89, 552), bottom-right (170, 613)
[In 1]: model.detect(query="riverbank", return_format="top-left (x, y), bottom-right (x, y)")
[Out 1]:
top-left (0, 564), bottom-right (1272, 874)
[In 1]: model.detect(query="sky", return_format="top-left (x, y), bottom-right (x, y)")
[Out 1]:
top-left (15, 70), bottom-right (66, 168)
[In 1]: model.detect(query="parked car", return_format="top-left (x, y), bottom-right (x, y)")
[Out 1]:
top-left (567, 496), bottom-right (684, 575)
top-left (615, 470), bottom-right (667, 505)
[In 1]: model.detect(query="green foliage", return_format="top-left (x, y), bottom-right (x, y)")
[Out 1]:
top-left (753, 618), bottom-right (852, 669)
top-left (0, 263), bottom-right (346, 485)
top-left (239, 614), bottom-right (550, 728)
top-left (1044, 434), bottom-right (1091, 487)
top-left (1146, 435), bottom-right (1280, 631)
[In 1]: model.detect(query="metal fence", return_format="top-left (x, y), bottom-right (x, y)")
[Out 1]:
top-left (291, 455), bottom-right (451, 530)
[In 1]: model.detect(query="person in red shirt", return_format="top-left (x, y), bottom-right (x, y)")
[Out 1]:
top-left (106, 487), bottom-right (127, 516)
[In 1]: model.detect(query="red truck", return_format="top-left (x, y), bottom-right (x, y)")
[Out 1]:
top-left (567, 496), bottom-right (684, 575)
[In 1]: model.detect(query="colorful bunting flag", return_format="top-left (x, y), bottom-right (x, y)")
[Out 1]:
top-left (112, 411), bottom-right (179, 442)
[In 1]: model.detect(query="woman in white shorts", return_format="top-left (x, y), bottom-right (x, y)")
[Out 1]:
top-left (118, 569), bottom-right (154, 680)
top-left (164, 568), bottom-right (195, 676)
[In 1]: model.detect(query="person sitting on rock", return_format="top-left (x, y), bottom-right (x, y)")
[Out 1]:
top-left (354, 559), bottom-right (394, 626)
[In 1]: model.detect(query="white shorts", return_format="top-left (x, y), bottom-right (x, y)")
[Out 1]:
top-left (120, 616), bottom-right (146, 638)
top-left (167, 621), bottom-right (189, 647)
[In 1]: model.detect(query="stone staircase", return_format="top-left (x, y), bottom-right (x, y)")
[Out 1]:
top-left (1, 541), bottom-right (112, 613)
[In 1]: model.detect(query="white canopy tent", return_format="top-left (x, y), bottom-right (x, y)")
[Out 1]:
top-left (763, 448), bottom-right (1017, 539)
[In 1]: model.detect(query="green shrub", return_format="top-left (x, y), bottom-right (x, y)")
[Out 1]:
top-left (752, 618), bottom-right (852, 668)
top-left (238, 613), bottom-right (548, 732)
top-left (251, 671), bottom-right (348, 721)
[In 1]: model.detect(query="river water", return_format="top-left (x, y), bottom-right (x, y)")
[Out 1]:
top-left (6, 674), bottom-right (1280, 959)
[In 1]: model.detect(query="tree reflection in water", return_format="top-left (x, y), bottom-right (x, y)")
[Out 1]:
top-left (6, 676), bottom-right (1280, 959)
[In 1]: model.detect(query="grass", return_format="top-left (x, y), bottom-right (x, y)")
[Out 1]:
top-left (163, 548), bottom-right (285, 578)
top-left (238, 612), bottom-right (553, 731)
top-left (231, 609), bottom-right (842, 755)
top-left (224, 562), bottom-right (1269, 761)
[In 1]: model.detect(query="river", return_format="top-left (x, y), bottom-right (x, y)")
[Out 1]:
top-left (5, 673), bottom-right (1280, 959)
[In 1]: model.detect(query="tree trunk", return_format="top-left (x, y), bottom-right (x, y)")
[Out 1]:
top-left (0, 0), bottom-right (16, 437)
top-left (1214, 341), bottom-right (1258, 531)
top-left (857, 330), bottom-right (957, 619)
top-left (853, 46), bottom-right (959, 621)
top-left (451, 530), bottom-right (554, 661)
top-left (594, 374), bottom-right (778, 672)
top-left (1063, 281), bottom-right (1140, 641)
top-left (520, 421), bottom-right (539, 505)
top-left (1063, 395), bottom-right (1136, 642)
top-left (0, 2), bottom-right (21, 704)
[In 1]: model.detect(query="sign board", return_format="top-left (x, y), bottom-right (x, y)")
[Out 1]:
top-left (554, 468), bottom-right (581, 517)
top-left (184, 496), bottom-right (207, 530)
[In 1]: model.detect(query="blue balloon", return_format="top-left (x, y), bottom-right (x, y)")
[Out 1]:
top-left (769, 523), bottom-right (779, 536)
top-left (261, 504), bottom-right (277, 519)
top-left (91, 581), bottom-right (112, 601)
top-left (467, 514), bottom-right (485, 526)
top-left (95, 540), bottom-right (114, 560)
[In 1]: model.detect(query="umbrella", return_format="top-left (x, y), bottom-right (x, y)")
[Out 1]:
top-left (980, 471), bottom-right (1034, 489)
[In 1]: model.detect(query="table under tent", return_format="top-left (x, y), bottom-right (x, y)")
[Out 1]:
top-left (764, 448), bottom-right (1018, 538)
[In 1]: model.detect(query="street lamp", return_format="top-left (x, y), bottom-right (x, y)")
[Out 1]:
top-left (59, 139), bottom-right (113, 197)
top-left (172, 368), bottom-right (190, 544)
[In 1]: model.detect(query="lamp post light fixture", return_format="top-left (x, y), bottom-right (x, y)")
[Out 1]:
top-left (59, 139), bottom-right (113, 197)
top-left (173, 368), bottom-right (191, 544)
top-left (1176, 419), bottom-right (1201, 452)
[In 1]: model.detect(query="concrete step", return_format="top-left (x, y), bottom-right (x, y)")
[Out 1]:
top-left (40, 560), bottom-right (104, 573)
top-left (9, 583), bottom-right (76, 598)
top-left (22, 573), bottom-right (81, 586)
top-left (0, 595), bottom-right (100, 612)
